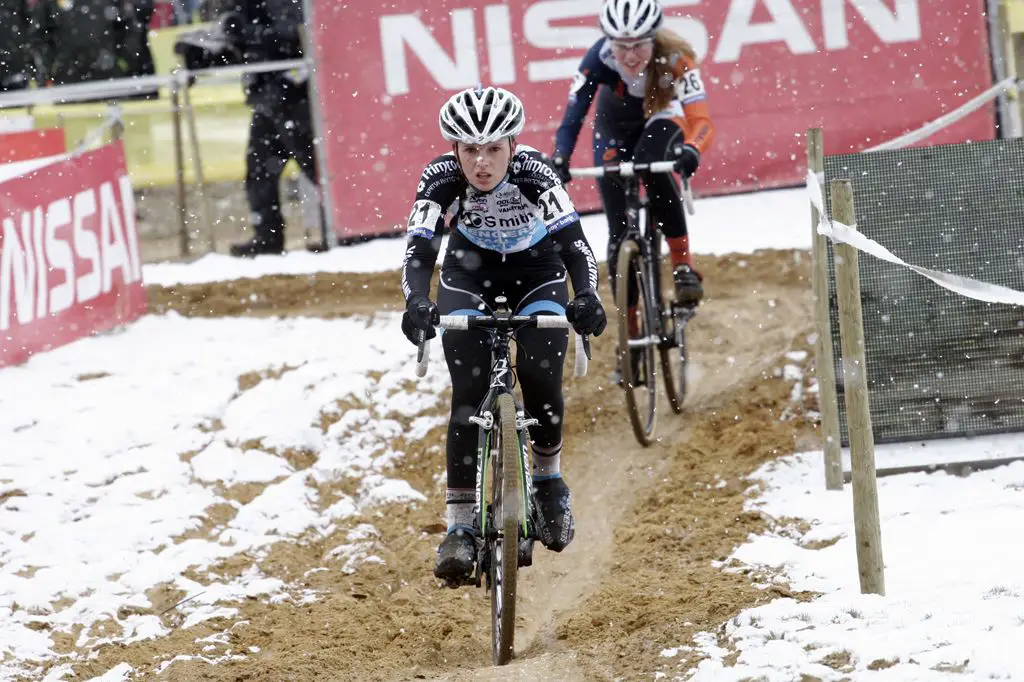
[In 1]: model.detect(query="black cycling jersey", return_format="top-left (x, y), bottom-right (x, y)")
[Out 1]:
top-left (399, 144), bottom-right (600, 496)
top-left (400, 144), bottom-right (600, 305)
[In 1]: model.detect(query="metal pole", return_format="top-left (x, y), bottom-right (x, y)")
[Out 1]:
top-left (110, 103), bottom-right (124, 142)
top-left (830, 179), bottom-right (885, 597)
top-left (998, 0), bottom-right (1024, 137)
top-left (807, 129), bottom-right (844, 491)
top-left (170, 73), bottom-right (189, 258)
top-left (989, 0), bottom-right (1011, 137)
top-left (181, 77), bottom-right (215, 253)
top-left (300, 1), bottom-right (335, 248)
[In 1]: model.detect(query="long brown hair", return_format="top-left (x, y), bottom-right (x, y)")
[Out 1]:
top-left (644, 28), bottom-right (698, 118)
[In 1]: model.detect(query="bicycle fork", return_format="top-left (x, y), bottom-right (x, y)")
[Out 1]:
top-left (470, 398), bottom-right (540, 586)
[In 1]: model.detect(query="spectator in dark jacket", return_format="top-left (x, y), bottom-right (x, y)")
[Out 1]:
top-left (0, 0), bottom-right (38, 91)
top-left (220, 0), bottom-right (324, 256)
top-left (32, 0), bottom-right (157, 98)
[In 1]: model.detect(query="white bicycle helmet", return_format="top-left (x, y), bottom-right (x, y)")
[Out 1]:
top-left (599, 0), bottom-right (663, 39)
top-left (438, 86), bottom-right (525, 145)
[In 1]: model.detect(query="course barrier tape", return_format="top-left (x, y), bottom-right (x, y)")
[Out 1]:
top-left (807, 170), bottom-right (1024, 307)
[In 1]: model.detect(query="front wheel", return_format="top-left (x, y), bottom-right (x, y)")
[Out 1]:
top-left (615, 239), bottom-right (658, 446)
top-left (491, 392), bottom-right (521, 665)
top-left (661, 317), bottom-right (688, 414)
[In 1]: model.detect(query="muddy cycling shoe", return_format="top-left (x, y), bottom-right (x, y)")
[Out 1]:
top-left (673, 264), bottom-right (704, 306)
top-left (434, 527), bottom-right (477, 582)
top-left (533, 476), bottom-right (575, 552)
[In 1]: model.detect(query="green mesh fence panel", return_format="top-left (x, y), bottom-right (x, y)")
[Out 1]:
top-left (822, 138), bottom-right (1024, 445)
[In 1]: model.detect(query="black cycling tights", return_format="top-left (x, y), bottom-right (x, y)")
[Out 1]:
top-left (593, 118), bottom-right (689, 302)
top-left (437, 264), bottom-right (569, 492)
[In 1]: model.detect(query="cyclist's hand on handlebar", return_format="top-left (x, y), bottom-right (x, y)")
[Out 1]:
top-left (672, 143), bottom-right (700, 179)
top-left (550, 154), bottom-right (572, 184)
top-left (402, 295), bottom-right (439, 346)
top-left (565, 291), bottom-right (607, 337)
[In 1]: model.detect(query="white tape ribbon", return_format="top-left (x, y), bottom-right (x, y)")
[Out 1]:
top-left (807, 170), bottom-right (1024, 306)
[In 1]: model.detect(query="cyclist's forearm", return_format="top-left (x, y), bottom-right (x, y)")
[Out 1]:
top-left (550, 223), bottom-right (600, 297)
top-left (401, 234), bottom-right (441, 302)
top-left (553, 79), bottom-right (597, 159)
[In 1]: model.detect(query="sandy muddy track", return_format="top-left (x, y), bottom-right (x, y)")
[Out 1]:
top-left (58, 249), bottom-right (816, 681)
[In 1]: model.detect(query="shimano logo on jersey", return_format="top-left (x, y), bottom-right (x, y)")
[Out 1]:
top-left (422, 157), bottom-right (458, 179)
top-left (515, 156), bottom-right (560, 185)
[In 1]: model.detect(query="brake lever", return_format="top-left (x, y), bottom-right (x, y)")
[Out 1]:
top-left (416, 328), bottom-right (427, 363)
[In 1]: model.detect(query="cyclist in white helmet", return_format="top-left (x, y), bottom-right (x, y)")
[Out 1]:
top-left (400, 85), bottom-right (607, 583)
top-left (550, 0), bottom-right (715, 380)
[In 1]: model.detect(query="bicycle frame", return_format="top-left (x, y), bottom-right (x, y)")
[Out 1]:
top-left (422, 306), bottom-right (589, 567)
top-left (574, 160), bottom-right (686, 350)
top-left (469, 322), bottom-right (534, 569)
top-left (412, 303), bottom-right (590, 664)
top-left (569, 160), bottom-right (696, 443)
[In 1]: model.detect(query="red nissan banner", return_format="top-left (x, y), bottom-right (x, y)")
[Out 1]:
top-left (0, 128), bottom-right (67, 164)
top-left (0, 142), bottom-right (148, 368)
top-left (308, 0), bottom-right (994, 241)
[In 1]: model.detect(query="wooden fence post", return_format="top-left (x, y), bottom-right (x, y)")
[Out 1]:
top-left (808, 128), bottom-right (844, 491)
top-left (830, 178), bottom-right (885, 596)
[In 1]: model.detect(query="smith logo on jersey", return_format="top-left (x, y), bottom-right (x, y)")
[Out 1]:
top-left (405, 146), bottom-right (580, 256)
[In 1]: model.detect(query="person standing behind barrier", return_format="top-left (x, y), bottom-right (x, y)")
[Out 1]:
top-left (550, 0), bottom-right (714, 307)
top-left (32, 0), bottom-right (156, 97)
top-left (217, 0), bottom-right (326, 257)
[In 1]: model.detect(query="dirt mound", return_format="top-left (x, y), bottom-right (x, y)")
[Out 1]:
top-left (147, 270), bottom-right (403, 319)
top-left (61, 249), bottom-right (817, 681)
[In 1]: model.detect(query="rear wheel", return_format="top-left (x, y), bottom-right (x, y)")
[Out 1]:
top-left (615, 239), bottom-right (658, 446)
top-left (491, 393), bottom-right (521, 665)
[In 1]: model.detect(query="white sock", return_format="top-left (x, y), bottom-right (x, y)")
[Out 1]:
top-left (532, 441), bottom-right (562, 481)
top-left (445, 488), bottom-right (475, 531)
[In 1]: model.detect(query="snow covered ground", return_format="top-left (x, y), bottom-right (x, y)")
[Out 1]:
top-left (665, 436), bottom-right (1024, 681)
top-left (0, 313), bottom-right (449, 680)
top-left (5, 184), bottom-right (1024, 680)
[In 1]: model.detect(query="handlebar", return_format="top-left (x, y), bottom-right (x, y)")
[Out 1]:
top-left (414, 314), bottom-right (591, 379)
top-left (569, 160), bottom-right (696, 216)
top-left (569, 160), bottom-right (677, 178)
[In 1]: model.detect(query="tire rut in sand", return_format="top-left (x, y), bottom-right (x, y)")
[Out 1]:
top-left (61, 249), bottom-right (818, 681)
top-left (417, 249), bottom-right (817, 681)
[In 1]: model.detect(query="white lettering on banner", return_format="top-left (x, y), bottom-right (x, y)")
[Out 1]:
top-left (381, 9), bottom-right (479, 96)
top-left (74, 189), bottom-right (100, 304)
top-left (485, 4), bottom-right (516, 85)
top-left (1, 212), bottom-right (37, 330)
top-left (524, 0), bottom-right (602, 83)
top-left (47, 198), bottom-right (74, 316)
top-left (99, 182), bottom-right (130, 295)
top-left (0, 177), bottom-right (141, 332)
top-left (30, 206), bottom-right (46, 318)
top-left (379, 0), bottom-right (922, 96)
top-left (822, 0), bottom-right (920, 50)
top-left (715, 0), bottom-right (816, 62)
